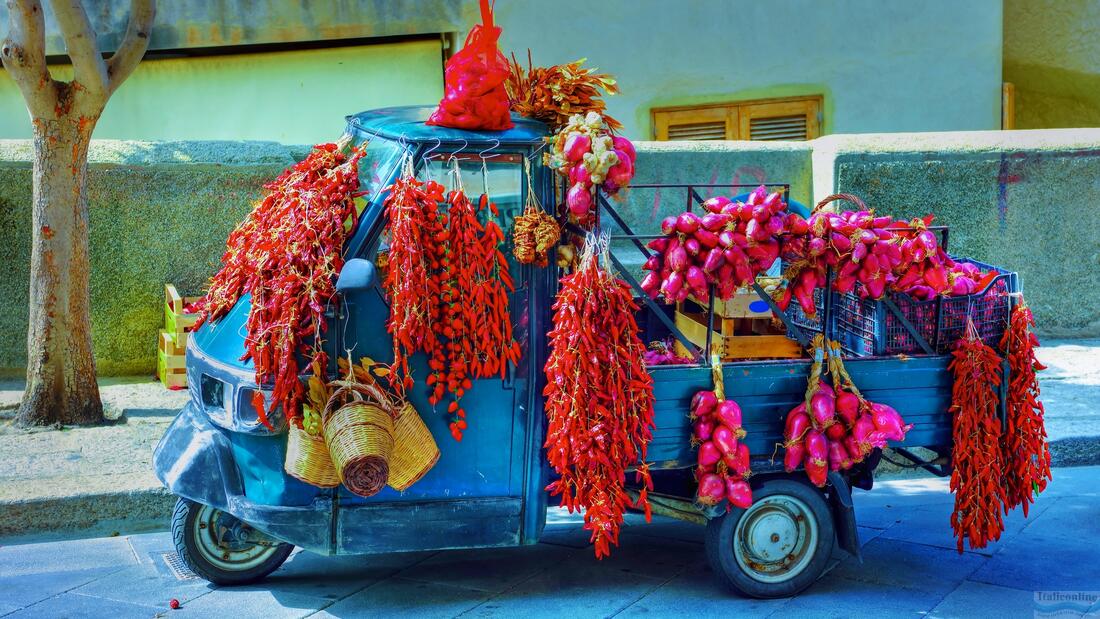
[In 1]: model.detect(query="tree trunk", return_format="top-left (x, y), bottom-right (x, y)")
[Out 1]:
top-left (16, 111), bottom-right (103, 426)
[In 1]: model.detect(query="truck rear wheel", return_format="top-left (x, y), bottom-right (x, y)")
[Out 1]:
top-left (704, 478), bottom-right (834, 598)
top-left (172, 498), bottom-right (293, 586)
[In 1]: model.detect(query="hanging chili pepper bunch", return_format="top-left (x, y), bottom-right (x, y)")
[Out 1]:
top-left (543, 234), bottom-right (655, 558)
top-left (196, 142), bottom-right (365, 429)
top-left (999, 302), bottom-right (1052, 517)
top-left (692, 358), bottom-right (753, 510)
top-left (948, 319), bottom-right (1006, 552)
top-left (381, 161), bottom-right (447, 395)
top-left (782, 336), bottom-right (911, 487)
top-left (425, 184), bottom-right (521, 441)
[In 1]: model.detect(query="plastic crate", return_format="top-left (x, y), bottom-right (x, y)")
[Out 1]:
top-left (785, 258), bottom-right (1018, 356)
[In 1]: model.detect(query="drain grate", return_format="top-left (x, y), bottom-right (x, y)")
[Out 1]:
top-left (159, 551), bottom-right (199, 581)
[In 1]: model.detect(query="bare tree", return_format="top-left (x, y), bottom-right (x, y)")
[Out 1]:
top-left (1, 0), bottom-right (155, 426)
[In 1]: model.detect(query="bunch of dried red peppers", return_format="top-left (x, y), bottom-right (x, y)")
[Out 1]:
top-left (543, 236), bottom-right (655, 559)
top-left (948, 301), bottom-right (1051, 552)
top-left (381, 161), bottom-right (520, 441)
top-left (195, 143), bottom-right (365, 429)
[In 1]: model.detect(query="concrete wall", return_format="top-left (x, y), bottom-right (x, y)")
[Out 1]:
top-left (0, 140), bottom-right (305, 376)
top-left (1003, 0), bottom-right (1100, 129)
top-left (1, 129), bottom-right (1096, 376)
top-left (0, 40), bottom-right (444, 144)
top-left (489, 0), bottom-right (1004, 138)
top-left (813, 129), bottom-right (1100, 337)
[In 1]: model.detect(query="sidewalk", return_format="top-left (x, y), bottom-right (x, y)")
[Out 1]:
top-left (0, 339), bottom-right (1096, 542)
top-left (0, 465), bottom-right (1095, 618)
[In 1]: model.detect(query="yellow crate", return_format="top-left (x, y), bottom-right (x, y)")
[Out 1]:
top-left (157, 349), bottom-right (187, 389)
top-left (685, 285), bottom-right (778, 320)
top-left (165, 284), bottom-right (200, 338)
top-left (673, 309), bottom-right (802, 361)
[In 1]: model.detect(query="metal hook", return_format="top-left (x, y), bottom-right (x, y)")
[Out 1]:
top-left (419, 137), bottom-right (441, 183)
top-left (478, 138), bottom-right (501, 160)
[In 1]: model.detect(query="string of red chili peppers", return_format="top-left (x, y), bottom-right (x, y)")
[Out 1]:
top-left (382, 160), bottom-right (519, 441)
top-left (999, 301), bottom-right (1052, 517)
top-left (948, 318), bottom-right (1006, 552)
top-left (382, 166), bottom-right (447, 395)
top-left (195, 143), bottom-right (365, 429)
top-left (543, 236), bottom-right (655, 559)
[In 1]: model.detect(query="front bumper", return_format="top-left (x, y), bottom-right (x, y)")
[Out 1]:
top-left (153, 402), bottom-right (334, 554)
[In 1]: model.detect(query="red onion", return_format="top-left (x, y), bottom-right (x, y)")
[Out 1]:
top-left (828, 439), bottom-right (850, 472)
top-left (870, 402), bottom-right (911, 441)
top-left (810, 391), bottom-right (836, 428)
top-left (698, 441), bottom-right (722, 467)
top-left (660, 271), bottom-right (683, 298)
top-left (712, 424), bottom-right (739, 457)
top-left (696, 473), bottom-right (726, 506)
top-left (725, 479), bottom-right (753, 509)
top-left (784, 441), bottom-right (806, 472)
top-left (612, 135), bottom-right (636, 162)
top-left (836, 390), bottom-right (860, 425)
top-left (693, 418), bottom-right (714, 442)
top-left (640, 272), bottom-right (660, 298)
top-left (567, 183), bottom-right (591, 216)
top-left (691, 390), bottom-right (719, 417)
top-left (676, 212), bottom-right (701, 234)
top-left (715, 400), bottom-right (743, 431)
top-left (563, 133), bottom-right (590, 163)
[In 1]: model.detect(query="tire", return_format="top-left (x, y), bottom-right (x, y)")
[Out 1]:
top-left (705, 477), bottom-right (834, 599)
top-left (171, 498), bottom-right (294, 586)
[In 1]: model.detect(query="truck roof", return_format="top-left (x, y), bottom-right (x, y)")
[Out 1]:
top-left (345, 106), bottom-right (548, 146)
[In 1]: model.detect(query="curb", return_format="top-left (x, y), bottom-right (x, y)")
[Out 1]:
top-left (0, 487), bottom-right (175, 544)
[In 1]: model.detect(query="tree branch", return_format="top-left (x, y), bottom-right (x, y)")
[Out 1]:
top-left (51, 0), bottom-right (108, 101)
top-left (1, 0), bottom-right (54, 117)
top-left (104, 0), bottom-right (153, 95)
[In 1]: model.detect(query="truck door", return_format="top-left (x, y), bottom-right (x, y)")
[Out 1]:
top-left (331, 150), bottom-right (543, 554)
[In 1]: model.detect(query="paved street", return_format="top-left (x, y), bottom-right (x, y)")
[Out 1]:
top-left (0, 466), bottom-right (1096, 618)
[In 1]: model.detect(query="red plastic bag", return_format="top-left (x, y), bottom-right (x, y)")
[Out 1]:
top-left (427, 0), bottom-right (514, 131)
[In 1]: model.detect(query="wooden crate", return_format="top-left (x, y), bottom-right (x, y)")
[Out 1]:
top-left (164, 284), bottom-right (200, 341)
top-left (159, 330), bottom-right (185, 356)
top-left (157, 349), bottom-right (187, 389)
top-left (673, 309), bottom-right (802, 361)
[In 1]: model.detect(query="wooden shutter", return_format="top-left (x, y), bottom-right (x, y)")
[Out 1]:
top-left (653, 106), bottom-right (737, 141)
top-left (739, 99), bottom-right (820, 141)
top-left (653, 96), bottom-right (822, 141)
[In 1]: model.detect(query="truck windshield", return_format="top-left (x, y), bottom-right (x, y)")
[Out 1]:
top-left (352, 134), bottom-right (406, 207)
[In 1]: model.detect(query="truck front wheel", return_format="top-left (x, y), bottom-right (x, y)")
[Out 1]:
top-left (704, 478), bottom-right (834, 598)
top-left (172, 498), bottom-right (294, 586)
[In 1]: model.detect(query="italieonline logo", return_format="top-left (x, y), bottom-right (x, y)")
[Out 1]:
top-left (1034, 591), bottom-right (1100, 617)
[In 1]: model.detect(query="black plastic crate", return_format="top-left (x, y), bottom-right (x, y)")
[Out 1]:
top-left (785, 258), bottom-right (1018, 356)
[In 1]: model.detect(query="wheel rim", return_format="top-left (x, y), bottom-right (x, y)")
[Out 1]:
top-left (731, 494), bottom-right (819, 583)
top-left (190, 504), bottom-right (283, 572)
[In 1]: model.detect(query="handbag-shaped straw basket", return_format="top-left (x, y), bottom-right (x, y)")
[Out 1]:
top-left (388, 401), bottom-right (440, 491)
top-left (322, 385), bottom-right (395, 497)
top-left (284, 422), bottom-right (340, 488)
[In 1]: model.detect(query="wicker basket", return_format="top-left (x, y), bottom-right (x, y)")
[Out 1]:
top-left (388, 402), bottom-right (440, 491)
top-left (284, 423), bottom-right (340, 488)
top-left (322, 387), bottom-right (394, 497)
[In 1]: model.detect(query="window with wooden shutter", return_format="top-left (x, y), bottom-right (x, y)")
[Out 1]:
top-left (652, 96), bottom-right (822, 141)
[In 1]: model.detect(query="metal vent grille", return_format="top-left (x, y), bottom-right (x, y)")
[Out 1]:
top-left (160, 551), bottom-right (199, 581)
top-left (749, 114), bottom-right (809, 141)
top-left (667, 121), bottom-right (726, 141)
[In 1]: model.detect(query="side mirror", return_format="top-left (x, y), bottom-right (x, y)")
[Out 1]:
top-left (335, 259), bottom-right (377, 293)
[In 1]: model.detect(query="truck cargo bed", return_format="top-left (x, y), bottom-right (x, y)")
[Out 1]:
top-left (646, 355), bottom-right (953, 468)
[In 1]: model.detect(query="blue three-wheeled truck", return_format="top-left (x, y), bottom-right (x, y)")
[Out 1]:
top-left (153, 106), bottom-right (1017, 598)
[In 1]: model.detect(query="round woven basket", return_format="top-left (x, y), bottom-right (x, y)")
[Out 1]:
top-left (388, 402), bottom-right (440, 491)
top-left (322, 387), bottom-right (394, 497)
top-left (284, 423), bottom-right (340, 488)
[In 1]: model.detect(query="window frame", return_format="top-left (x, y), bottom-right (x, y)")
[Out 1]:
top-left (651, 95), bottom-right (823, 141)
